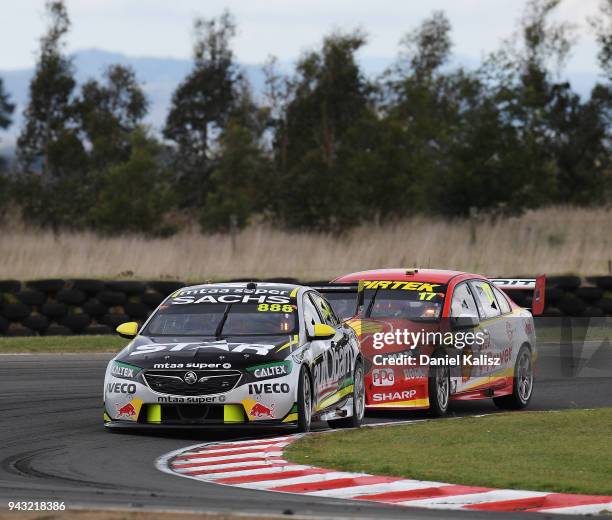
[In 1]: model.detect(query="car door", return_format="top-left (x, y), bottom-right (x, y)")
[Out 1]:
top-left (469, 279), bottom-right (506, 390)
top-left (302, 292), bottom-right (330, 412)
top-left (308, 292), bottom-right (349, 412)
top-left (449, 281), bottom-right (484, 394)
top-left (490, 285), bottom-right (519, 387)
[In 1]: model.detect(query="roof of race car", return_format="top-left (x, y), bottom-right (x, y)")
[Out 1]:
top-left (174, 281), bottom-right (304, 296)
top-left (332, 268), bottom-right (479, 284)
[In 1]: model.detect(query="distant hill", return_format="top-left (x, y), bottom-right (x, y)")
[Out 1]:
top-left (0, 48), bottom-right (600, 154)
top-left (0, 49), bottom-right (268, 151)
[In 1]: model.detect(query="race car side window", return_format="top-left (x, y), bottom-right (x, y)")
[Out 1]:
top-left (310, 293), bottom-right (340, 327)
top-left (450, 282), bottom-right (479, 318)
top-left (302, 293), bottom-right (323, 337)
top-left (492, 286), bottom-right (512, 314)
top-left (471, 280), bottom-right (501, 319)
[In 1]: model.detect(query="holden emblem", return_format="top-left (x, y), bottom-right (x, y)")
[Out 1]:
top-left (183, 371), bottom-right (198, 385)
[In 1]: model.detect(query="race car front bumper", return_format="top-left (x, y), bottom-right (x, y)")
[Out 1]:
top-left (103, 400), bottom-right (299, 428)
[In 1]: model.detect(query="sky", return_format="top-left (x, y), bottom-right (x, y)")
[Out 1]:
top-left (1, 0), bottom-right (605, 76)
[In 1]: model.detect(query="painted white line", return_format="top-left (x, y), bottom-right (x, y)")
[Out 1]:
top-left (179, 441), bottom-right (290, 456)
top-left (398, 490), bottom-right (548, 509)
top-left (198, 464), bottom-right (312, 480)
top-left (156, 422), bottom-right (612, 516)
top-left (173, 450), bottom-right (283, 464)
top-left (537, 502), bottom-right (612, 515)
top-left (173, 459), bottom-right (284, 473)
top-left (237, 472), bottom-right (363, 490)
top-left (306, 479), bottom-right (447, 497)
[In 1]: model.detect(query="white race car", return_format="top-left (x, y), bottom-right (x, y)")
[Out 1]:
top-left (104, 282), bottom-right (364, 432)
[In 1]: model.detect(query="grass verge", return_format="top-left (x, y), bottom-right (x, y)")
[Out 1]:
top-left (0, 335), bottom-right (128, 353)
top-left (285, 409), bottom-right (612, 495)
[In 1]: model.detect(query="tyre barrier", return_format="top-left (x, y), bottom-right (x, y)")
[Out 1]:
top-left (1, 276), bottom-right (612, 336)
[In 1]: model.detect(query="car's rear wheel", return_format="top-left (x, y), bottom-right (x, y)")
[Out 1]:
top-left (297, 367), bottom-right (312, 432)
top-left (428, 361), bottom-right (450, 417)
top-left (328, 359), bottom-right (365, 429)
top-left (493, 345), bottom-right (533, 409)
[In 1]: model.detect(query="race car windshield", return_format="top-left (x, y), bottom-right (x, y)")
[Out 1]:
top-left (144, 303), bottom-right (298, 336)
top-left (364, 285), bottom-right (446, 321)
top-left (324, 292), bottom-right (358, 321)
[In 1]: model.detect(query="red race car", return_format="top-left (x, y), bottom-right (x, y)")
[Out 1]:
top-left (318, 269), bottom-right (545, 416)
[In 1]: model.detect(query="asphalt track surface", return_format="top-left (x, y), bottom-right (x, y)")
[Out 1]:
top-left (1, 340), bottom-right (611, 520)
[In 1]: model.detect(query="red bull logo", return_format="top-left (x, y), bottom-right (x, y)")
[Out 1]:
top-left (117, 403), bottom-right (136, 417)
top-left (115, 398), bottom-right (143, 420)
top-left (249, 402), bottom-right (275, 418)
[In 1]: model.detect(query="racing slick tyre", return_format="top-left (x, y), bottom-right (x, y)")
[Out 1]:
top-left (428, 361), bottom-right (450, 417)
top-left (297, 367), bottom-right (313, 433)
top-left (327, 359), bottom-right (365, 429)
top-left (493, 344), bottom-right (533, 410)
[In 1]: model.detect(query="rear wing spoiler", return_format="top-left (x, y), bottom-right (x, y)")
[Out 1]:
top-left (489, 275), bottom-right (546, 316)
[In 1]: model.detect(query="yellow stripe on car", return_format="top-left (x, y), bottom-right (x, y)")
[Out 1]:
top-left (316, 384), bottom-right (354, 411)
top-left (368, 398), bottom-right (430, 408)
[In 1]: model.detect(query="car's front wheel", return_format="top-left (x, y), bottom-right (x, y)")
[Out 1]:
top-left (493, 345), bottom-right (533, 409)
top-left (328, 359), bottom-right (365, 429)
top-left (297, 367), bottom-right (313, 432)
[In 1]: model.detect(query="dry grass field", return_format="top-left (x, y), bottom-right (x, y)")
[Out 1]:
top-left (1, 207), bottom-right (610, 281)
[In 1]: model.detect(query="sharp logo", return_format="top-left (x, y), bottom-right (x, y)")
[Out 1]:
top-left (248, 383), bottom-right (290, 394)
top-left (372, 390), bottom-right (417, 402)
top-left (129, 342), bottom-right (278, 357)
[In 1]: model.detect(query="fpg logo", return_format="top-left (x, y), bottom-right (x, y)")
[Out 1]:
top-left (371, 368), bottom-right (395, 387)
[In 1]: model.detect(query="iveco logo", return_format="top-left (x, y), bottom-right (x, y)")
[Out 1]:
top-left (183, 371), bottom-right (198, 385)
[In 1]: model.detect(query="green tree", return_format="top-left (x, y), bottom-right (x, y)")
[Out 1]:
top-left (164, 11), bottom-right (241, 208)
top-left (270, 31), bottom-right (374, 229)
top-left (0, 77), bottom-right (15, 173)
top-left (591, 0), bottom-right (612, 82)
top-left (381, 11), bottom-right (469, 216)
top-left (17, 0), bottom-right (84, 177)
top-left (78, 64), bottom-right (148, 170)
top-left (0, 78), bottom-right (13, 133)
top-left (201, 83), bottom-right (271, 231)
top-left (15, 0), bottom-right (89, 229)
top-left (89, 129), bottom-right (175, 234)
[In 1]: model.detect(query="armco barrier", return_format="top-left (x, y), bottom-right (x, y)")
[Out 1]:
top-left (0, 277), bottom-right (611, 336)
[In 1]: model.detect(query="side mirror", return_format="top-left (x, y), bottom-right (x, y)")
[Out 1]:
top-left (451, 315), bottom-right (480, 329)
top-left (311, 323), bottom-right (336, 340)
top-left (116, 322), bottom-right (139, 339)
